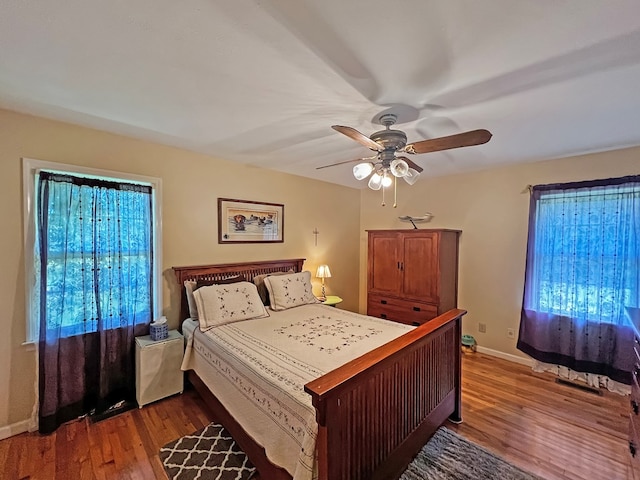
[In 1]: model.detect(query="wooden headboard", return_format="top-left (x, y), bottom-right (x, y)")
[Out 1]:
top-left (172, 258), bottom-right (305, 323)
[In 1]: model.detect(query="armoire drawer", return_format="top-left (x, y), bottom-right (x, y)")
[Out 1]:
top-left (367, 294), bottom-right (438, 326)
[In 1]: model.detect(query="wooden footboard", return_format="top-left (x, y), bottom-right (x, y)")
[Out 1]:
top-left (305, 308), bottom-right (465, 480)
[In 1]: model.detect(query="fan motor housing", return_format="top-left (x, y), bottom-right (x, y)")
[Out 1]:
top-left (370, 129), bottom-right (407, 150)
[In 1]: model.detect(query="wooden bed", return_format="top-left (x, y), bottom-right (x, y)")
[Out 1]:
top-left (173, 258), bottom-right (465, 480)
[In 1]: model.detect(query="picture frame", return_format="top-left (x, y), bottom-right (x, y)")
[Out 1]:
top-left (218, 198), bottom-right (284, 244)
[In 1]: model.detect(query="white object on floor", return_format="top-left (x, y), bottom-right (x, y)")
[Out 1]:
top-left (135, 330), bottom-right (184, 407)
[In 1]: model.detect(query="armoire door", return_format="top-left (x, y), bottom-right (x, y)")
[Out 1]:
top-left (401, 232), bottom-right (439, 302)
top-left (368, 232), bottom-right (402, 295)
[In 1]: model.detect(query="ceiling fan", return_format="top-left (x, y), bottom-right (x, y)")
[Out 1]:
top-left (317, 113), bottom-right (492, 195)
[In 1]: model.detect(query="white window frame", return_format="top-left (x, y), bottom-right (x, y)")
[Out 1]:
top-left (22, 158), bottom-right (163, 344)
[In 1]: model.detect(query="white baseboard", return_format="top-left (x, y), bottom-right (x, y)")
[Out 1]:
top-left (475, 346), bottom-right (534, 367)
top-left (0, 418), bottom-right (37, 440)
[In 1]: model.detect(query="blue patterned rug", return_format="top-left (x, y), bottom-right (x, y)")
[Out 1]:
top-left (401, 427), bottom-right (543, 480)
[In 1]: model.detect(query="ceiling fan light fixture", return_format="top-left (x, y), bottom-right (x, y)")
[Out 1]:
top-left (381, 172), bottom-right (393, 188)
top-left (368, 172), bottom-right (383, 190)
top-left (403, 168), bottom-right (420, 185)
top-left (353, 162), bottom-right (374, 181)
top-left (324, 118), bottom-right (491, 202)
top-left (390, 158), bottom-right (409, 177)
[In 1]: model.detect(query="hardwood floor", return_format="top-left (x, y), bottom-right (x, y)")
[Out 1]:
top-left (0, 352), bottom-right (632, 479)
top-left (452, 352), bottom-right (632, 480)
top-left (0, 389), bottom-right (213, 480)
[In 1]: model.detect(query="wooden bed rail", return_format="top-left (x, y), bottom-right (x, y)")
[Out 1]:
top-left (304, 308), bottom-right (466, 480)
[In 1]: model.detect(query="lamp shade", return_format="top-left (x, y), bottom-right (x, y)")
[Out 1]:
top-left (403, 168), bottom-right (420, 185)
top-left (368, 173), bottom-right (383, 190)
top-left (316, 264), bottom-right (331, 278)
top-left (390, 158), bottom-right (409, 177)
top-left (353, 162), bottom-right (374, 180)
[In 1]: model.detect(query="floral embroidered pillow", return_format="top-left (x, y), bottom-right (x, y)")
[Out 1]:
top-left (263, 271), bottom-right (320, 311)
top-left (253, 270), bottom-right (294, 305)
top-left (193, 281), bottom-right (269, 330)
top-left (184, 275), bottom-right (246, 321)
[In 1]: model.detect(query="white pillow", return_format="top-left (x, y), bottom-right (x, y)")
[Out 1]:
top-left (193, 281), bottom-right (269, 330)
top-left (263, 270), bottom-right (320, 311)
top-left (184, 276), bottom-right (245, 320)
top-left (184, 280), bottom-right (199, 319)
top-left (253, 269), bottom-right (294, 305)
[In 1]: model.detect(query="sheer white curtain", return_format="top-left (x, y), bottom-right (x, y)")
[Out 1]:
top-left (518, 175), bottom-right (640, 394)
top-left (37, 171), bottom-right (154, 433)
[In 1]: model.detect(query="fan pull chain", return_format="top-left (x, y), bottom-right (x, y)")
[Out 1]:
top-left (393, 176), bottom-right (397, 208)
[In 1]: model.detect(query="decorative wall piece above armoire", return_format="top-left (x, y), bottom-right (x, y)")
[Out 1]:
top-left (366, 229), bottom-right (461, 326)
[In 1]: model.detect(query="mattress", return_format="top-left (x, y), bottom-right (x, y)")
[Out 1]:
top-left (180, 303), bottom-right (413, 480)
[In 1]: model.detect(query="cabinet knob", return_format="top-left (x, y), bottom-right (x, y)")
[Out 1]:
top-left (632, 400), bottom-right (639, 415)
top-left (412, 306), bottom-right (421, 312)
top-left (380, 299), bottom-right (387, 304)
top-left (380, 314), bottom-right (387, 319)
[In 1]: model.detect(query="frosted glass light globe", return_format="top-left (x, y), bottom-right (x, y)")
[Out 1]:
top-left (403, 168), bottom-right (420, 185)
top-left (390, 159), bottom-right (409, 177)
top-left (353, 162), bottom-right (374, 180)
top-left (368, 173), bottom-right (383, 190)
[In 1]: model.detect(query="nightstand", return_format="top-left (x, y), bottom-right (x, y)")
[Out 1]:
top-left (135, 330), bottom-right (184, 407)
top-left (323, 295), bottom-right (343, 307)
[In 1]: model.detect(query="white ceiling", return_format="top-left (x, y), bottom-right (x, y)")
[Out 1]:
top-left (2, 1), bottom-right (640, 188)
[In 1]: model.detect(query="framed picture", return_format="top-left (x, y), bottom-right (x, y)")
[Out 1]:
top-left (218, 198), bottom-right (284, 243)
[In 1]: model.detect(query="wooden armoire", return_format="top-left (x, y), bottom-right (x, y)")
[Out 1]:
top-left (367, 229), bottom-right (461, 326)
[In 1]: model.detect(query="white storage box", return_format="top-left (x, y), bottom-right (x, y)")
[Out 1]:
top-left (135, 330), bottom-right (184, 407)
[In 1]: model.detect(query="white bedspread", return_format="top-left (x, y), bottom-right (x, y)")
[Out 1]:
top-left (181, 303), bottom-right (412, 480)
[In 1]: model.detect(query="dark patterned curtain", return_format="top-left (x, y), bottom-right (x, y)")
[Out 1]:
top-left (517, 175), bottom-right (640, 385)
top-left (37, 172), bottom-right (153, 434)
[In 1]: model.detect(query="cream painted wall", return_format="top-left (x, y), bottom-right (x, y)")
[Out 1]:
top-left (0, 108), bottom-right (360, 431)
top-left (359, 147), bottom-right (640, 360)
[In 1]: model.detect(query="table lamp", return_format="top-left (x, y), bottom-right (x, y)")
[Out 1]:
top-left (316, 264), bottom-right (331, 300)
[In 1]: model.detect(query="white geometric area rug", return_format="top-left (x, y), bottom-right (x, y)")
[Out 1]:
top-left (160, 423), bottom-right (255, 480)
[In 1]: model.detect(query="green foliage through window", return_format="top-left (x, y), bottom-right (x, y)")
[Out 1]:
top-left (36, 172), bottom-right (154, 338)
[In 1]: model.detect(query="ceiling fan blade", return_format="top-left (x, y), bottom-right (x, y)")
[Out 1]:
top-left (395, 156), bottom-right (424, 173)
top-left (332, 125), bottom-right (383, 151)
top-left (404, 129), bottom-right (492, 155)
top-left (316, 157), bottom-right (374, 170)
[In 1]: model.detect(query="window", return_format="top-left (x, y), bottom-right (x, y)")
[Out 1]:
top-left (518, 175), bottom-right (639, 386)
top-left (23, 158), bottom-right (162, 342)
top-left (531, 183), bottom-right (640, 323)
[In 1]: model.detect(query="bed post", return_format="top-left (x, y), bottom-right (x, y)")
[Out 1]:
top-left (449, 314), bottom-right (463, 424)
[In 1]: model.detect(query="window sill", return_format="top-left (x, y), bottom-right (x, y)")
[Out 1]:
top-left (21, 341), bottom-right (36, 352)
